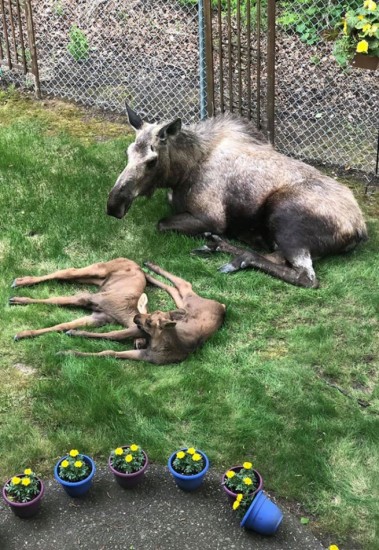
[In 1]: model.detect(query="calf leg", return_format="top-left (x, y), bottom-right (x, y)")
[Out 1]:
top-left (158, 213), bottom-right (214, 236)
top-left (12, 263), bottom-right (111, 289)
top-left (66, 326), bottom-right (144, 341)
top-left (61, 349), bottom-right (146, 361)
top-left (144, 262), bottom-right (193, 304)
top-left (9, 293), bottom-right (93, 308)
top-left (14, 314), bottom-right (106, 341)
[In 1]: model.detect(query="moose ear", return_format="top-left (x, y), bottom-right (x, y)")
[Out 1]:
top-left (158, 118), bottom-right (182, 141)
top-left (125, 102), bottom-right (144, 131)
top-left (169, 308), bottom-right (187, 321)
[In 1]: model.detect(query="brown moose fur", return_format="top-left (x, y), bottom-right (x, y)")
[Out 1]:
top-left (107, 108), bottom-right (367, 288)
top-left (10, 258), bottom-right (148, 341)
top-left (63, 262), bottom-right (226, 365)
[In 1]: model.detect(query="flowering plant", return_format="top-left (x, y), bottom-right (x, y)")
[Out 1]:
top-left (171, 447), bottom-right (205, 475)
top-left (110, 444), bottom-right (146, 474)
top-left (224, 461), bottom-right (261, 515)
top-left (333, 0), bottom-right (379, 66)
top-left (58, 449), bottom-right (91, 482)
top-left (4, 469), bottom-right (41, 503)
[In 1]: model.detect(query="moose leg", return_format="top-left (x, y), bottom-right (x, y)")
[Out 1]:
top-left (219, 250), bottom-right (318, 288)
top-left (14, 314), bottom-right (106, 341)
top-left (61, 349), bottom-right (146, 361)
top-left (11, 263), bottom-right (111, 289)
top-left (157, 213), bottom-right (214, 236)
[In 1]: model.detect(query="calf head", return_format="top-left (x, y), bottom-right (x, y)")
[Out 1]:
top-left (133, 309), bottom-right (187, 337)
top-left (107, 104), bottom-right (182, 219)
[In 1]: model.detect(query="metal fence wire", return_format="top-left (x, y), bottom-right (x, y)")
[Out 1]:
top-left (0, 0), bottom-right (378, 176)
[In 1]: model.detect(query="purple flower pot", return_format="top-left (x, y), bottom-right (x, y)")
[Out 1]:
top-left (241, 490), bottom-right (283, 535)
top-left (168, 449), bottom-right (209, 491)
top-left (108, 447), bottom-right (149, 488)
top-left (2, 476), bottom-right (44, 518)
top-left (221, 466), bottom-right (263, 503)
top-left (54, 454), bottom-right (96, 497)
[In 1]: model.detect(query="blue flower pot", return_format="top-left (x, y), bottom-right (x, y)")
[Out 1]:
top-left (240, 490), bottom-right (283, 535)
top-left (168, 449), bottom-right (209, 491)
top-left (54, 455), bottom-right (96, 497)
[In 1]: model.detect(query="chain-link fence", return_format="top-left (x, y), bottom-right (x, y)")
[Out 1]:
top-left (1, 0), bottom-right (378, 176)
top-left (27, 0), bottom-right (202, 123)
top-left (275, 1), bottom-right (378, 177)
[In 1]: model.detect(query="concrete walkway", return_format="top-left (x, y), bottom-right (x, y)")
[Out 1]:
top-left (0, 465), bottom-right (325, 550)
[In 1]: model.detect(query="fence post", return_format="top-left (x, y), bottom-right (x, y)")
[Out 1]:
top-left (24, 0), bottom-right (41, 98)
top-left (203, 0), bottom-right (214, 117)
top-left (267, 0), bottom-right (275, 145)
top-left (198, 0), bottom-right (207, 119)
top-left (0, 0), bottom-right (12, 68)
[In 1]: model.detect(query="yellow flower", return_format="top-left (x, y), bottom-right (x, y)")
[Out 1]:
top-left (243, 477), bottom-right (253, 485)
top-left (176, 451), bottom-right (186, 459)
top-left (11, 476), bottom-right (21, 485)
top-left (69, 449), bottom-right (79, 457)
top-left (356, 40), bottom-right (369, 53)
top-left (61, 460), bottom-right (69, 468)
top-left (243, 461), bottom-right (253, 469)
top-left (115, 447), bottom-right (124, 456)
top-left (24, 468), bottom-right (33, 476)
top-left (226, 470), bottom-right (235, 479)
top-left (329, 546), bottom-right (339, 550)
top-left (130, 444), bottom-right (139, 451)
top-left (74, 460), bottom-right (83, 468)
top-left (21, 477), bottom-right (31, 486)
top-left (125, 454), bottom-right (133, 463)
top-left (362, 23), bottom-right (372, 33)
top-left (187, 447), bottom-right (196, 455)
top-left (236, 493), bottom-right (243, 502)
top-left (192, 453), bottom-right (202, 461)
top-left (357, 15), bottom-right (365, 20)
top-left (343, 18), bottom-right (348, 35)
top-left (232, 500), bottom-right (240, 510)
top-left (364, 0), bottom-right (376, 10)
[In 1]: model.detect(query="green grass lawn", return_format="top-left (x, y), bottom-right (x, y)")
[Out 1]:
top-left (0, 88), bottom-right (378, 549)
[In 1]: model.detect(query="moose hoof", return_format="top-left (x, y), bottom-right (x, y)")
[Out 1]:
top-left (191, 245), bottom-right (213, 256)
top-left (218, 262), bottom-right (238, 274)
top-left (14, 335), bottom-right (20, 342)
top-left (11, 279), bottom-right (18, 288)
top-left (65, 330), bottom-right (74, 336)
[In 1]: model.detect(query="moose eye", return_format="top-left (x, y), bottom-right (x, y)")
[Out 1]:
top-left (146, 157), bottom-right (157, 169)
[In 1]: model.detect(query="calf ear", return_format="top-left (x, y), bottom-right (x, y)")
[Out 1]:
top-left (137, 293), bottom-right (148, 314)
top-left (169, 308), bottom-right (187, 321)
top-left (158, 319), bottom-right (177, 329)
top-left (125, 102), bottom-right (144, 131)
top-left (158, 118), bottom-right (182, 141)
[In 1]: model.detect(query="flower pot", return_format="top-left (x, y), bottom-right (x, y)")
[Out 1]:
top-left (240, 490), bottom-right (283, 535)
top-left (351, 53), bottom-right (379, 71)
top-left (108, 446), bottom-right (149, 488)
top-left (168, 449), bottom-right (209, 491)
top-left (54, 454), bottom-right (96, 497)
top-left (2, 476), bottom-right (44, 518)
top-left (221, 466), bottom-right (263, 503)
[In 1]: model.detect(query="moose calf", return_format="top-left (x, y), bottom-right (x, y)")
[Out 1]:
top-left (107, 106), bottom-right (367, 288)
top-left (10, 258), bottom-right (147, 341)
top-left (64, 262), bottom-right (226, 365)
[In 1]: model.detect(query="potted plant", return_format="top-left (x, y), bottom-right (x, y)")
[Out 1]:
top-left (221, 461), bottom-right (263, 503)
top-left (235, 490), bottom-right (283, 536)
top-left (108, 444), bottom-right (149, 488)
top-left (54, 449), bottom-right (96, 497)
top-left (333, 0), bottom-right (379, 69)
top-left (168, 447), bottom-right (209, 491)
top-left (2, 468), bottom-right (44, 518)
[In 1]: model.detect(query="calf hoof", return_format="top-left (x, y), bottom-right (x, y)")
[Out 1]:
top-left (11, 279), bottom-right (18, 288)
top-left (14, 334), bottom-right (20, 342)
top-left (65, 330), bottom-right (74, 336)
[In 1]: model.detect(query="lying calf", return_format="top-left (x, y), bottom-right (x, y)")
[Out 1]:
top-left (10, 258), bottom-right (147, 340)
top-left (64, 262), bottom-right (226, 364)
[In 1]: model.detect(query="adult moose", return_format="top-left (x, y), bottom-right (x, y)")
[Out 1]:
top-left (107, 105), bottom-right (367, 288)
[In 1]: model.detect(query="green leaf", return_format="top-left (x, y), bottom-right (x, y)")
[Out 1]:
top-left (300, 517), bottom-right (310, 525)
